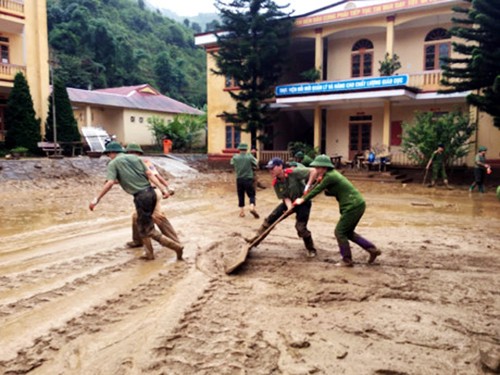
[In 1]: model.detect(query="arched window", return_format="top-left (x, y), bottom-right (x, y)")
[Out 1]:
top-left (424, 28), bottom-right (451, 70)
top-left (351, 39), bottom-right (373, 77)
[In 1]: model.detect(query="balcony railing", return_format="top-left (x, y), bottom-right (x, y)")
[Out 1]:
top-left (408, 70), bottom-right (443, 92)
top-left (0, 0), bottom-right (24, 14)
top-left (0, 63), bottom-right (26, 79)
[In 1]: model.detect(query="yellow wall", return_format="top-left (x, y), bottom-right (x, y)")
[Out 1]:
top-left (206, 52), bottom-right (251, 153)
top-left (24, 0), bottom-right (50, 134)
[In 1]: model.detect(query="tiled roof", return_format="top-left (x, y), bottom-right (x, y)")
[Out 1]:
top-left (67, 84), bottom-right (203, 115)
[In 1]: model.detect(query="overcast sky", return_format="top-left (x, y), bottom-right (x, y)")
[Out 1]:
top-left (147, 0), bottom-right (340, 17)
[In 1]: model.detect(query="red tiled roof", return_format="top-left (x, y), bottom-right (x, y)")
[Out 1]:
top-left (67, 84), bottom-right (203, 115)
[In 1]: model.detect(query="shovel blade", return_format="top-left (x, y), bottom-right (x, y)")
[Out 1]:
top-left (224, 244), bottom-right (252, 274)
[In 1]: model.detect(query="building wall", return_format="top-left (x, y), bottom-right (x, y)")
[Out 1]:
top-left (24, 0), bottom-right (49, 135)
top-left (206, 51), bottom-right (251, 153)
top-left (0, 0), bottom-right (49, 140)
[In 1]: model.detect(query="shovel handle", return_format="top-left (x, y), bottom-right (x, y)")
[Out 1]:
top-left (248, 207), bottom-right (294, 249)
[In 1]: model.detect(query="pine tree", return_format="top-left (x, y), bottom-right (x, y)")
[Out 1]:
top-left (212, 0), bottom-right (293, 148)
top-left (440, 0), bottom-right (500, 129)
top-left (4, 72), bottom-right (41, 153)
top-left (45, 78), bottom-right (81, 145)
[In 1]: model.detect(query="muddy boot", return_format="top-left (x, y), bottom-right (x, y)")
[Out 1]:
top-left (246, 221), bottom-right (270, 243)
top-left (428, 180), bottom-right (435, 188)
top-left (336, 258), bottom-right (354, 267)
top-left (469, 183), bottom-right (476, 192)
top-left (151, 230), bottom-right (184, 260)
top-left (128, 213), bottom-right (143, 247)
top-left (366, 247), bottom-right (382, 264)
top-left (141, 238), bottom-right (155, 260)
top-left (303, 236), bottom-right (317, 258)
top-left (444, 179), bottom-right (453, 190)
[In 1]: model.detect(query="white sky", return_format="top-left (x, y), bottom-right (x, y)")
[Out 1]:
top-left (147, 0), bottom-right (341, 17)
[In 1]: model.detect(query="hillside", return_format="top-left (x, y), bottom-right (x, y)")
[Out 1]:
top-left (47, 0), bottom-right (210, 107)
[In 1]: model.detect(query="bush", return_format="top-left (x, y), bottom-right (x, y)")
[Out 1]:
top-left (287, 141), bottom-right (318, 159)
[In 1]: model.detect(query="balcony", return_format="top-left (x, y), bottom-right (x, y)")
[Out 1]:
top-left (0, 0), bottom-right (24, 14)
top-left (408, 70), bottom-right (444, 92)
top-left (0, 63), bottom-right (26, 82)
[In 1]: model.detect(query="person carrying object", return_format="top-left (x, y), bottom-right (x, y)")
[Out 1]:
top-left (89, 142), bottom-right (183, 261)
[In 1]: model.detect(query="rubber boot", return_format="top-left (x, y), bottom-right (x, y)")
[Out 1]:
top-left (303, 235), bottom-right (317, 258)
top-left (479, 184), bottom-right (485, 193)
top-left (127, 213), bottom-right (143, 248)
top-left (141, 238), bottom-right (155, 260)
top-left (151, 229), bottom-right (184, 260)
top-left (246, 222), bottom-right (270, 243)
top-left (428, 180), bottom-right (435, 188)
top-left (444, 179), bottom-right (452, 190)
top-left (337, 244), bottom-right (353, 267)
top-left (351, 234), bottom-right (380, 263)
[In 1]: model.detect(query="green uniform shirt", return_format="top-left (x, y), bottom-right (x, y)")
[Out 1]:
top-left (475, 153), bottom-right (486, 170)
top-left (106, 153), bottom-right (150, 195)
top-left (273, 167), bottom-right (310, 201)
top-left (303, 169), bottom-right (364, 213)
top-left (431, 151), bottom-right (445, 166)
top-left (231, 152), bottom-right (257, 179)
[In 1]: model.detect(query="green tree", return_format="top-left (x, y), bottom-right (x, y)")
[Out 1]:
top-left (440, 0), bottom-right (500, 129)
top-left (401, 111), bottom-right (475, 166)
top-left (212, 0), bottom-right (293, 148)
top-left (45, 78), bottom-right (81, 145)
top-left (5, 73), bottom-right (41, 153)
top-left (148, 113), bottom-right (205, 151)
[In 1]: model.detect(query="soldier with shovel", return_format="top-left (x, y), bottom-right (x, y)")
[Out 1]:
top-left (248, 157), bottom-right (317, 257)
top-left (294, 155), bottom-right (381, 267)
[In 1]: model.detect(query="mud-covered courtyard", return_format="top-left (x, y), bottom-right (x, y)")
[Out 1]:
top-left (0, 157), bottom-right (499, 375)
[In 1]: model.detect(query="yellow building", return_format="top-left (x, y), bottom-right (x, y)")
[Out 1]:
top-left (196, 0), bottom-right (499, 167)
top-left (0, 0), bottom-right (49, 141)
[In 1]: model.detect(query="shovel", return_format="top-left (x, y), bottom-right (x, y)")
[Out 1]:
top-left (225, 207), bottom-right (295, 274)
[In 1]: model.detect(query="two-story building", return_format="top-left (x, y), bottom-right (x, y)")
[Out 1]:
top-left (0, 0), bottom-right (49, 141)
top-left (196, 0), bottom-right (500, 167)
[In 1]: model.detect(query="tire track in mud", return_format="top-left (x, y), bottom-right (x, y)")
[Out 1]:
top-left (0, 258), bottom-right (191, 374)
top-left (145, 277), bottom-right (281, 375)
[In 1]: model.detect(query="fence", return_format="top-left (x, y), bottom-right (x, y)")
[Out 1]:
top-left (390, 151), bottom-right (467, 167)
top-left (0, 0), bottom-right (24, 13)
top-left (258, 150), bottom-right (292, 165)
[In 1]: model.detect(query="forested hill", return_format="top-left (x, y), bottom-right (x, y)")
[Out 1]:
top-left (47, 0), bottom-right (210, 107)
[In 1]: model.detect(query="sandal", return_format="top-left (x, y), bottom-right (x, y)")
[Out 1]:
top-left (239, 211), bottom-right (245, 217)
top-left (250, 209), bottom-right (260, 219)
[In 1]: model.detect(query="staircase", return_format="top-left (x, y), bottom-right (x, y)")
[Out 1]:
top-left (340, 168), bottom-right (412, 184)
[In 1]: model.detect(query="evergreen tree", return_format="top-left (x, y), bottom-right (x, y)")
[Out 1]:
top-left (440, 0), bottom-right (500, 129)
top-left (45, 78), bottom-right (81, 144)
top-left (212, 0), bottom-right (293, 148)
top-left (4, 72), bottom-right (41, 153)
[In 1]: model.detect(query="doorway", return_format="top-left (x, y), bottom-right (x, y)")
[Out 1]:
top-left (349, 115), bottom-right (372, 160)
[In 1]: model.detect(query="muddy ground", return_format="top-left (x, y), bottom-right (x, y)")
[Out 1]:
top-left (0, 157), bottom-right (499, 375)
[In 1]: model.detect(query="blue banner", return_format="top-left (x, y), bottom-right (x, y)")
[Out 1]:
top-left (275, 75), bottom-right (409, 97)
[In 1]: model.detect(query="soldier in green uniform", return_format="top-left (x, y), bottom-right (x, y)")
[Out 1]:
top-left (249, 157), bottom-right (317, 257)
top-left (231, 143), bottom-right (259, 218)
top-left (469, 146), bottom-right (490, 193)
top-left (294, 154), bottom-right (381, 267)
top-left (426, 144), bottom-right (449, 188)
top-left (89, 142), bottom-right (183, 261)
top-left (294, 151), bottom-right (314, 167)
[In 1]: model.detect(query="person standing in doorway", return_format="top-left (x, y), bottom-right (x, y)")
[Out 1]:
top-left (124, 143), bottom-right (181, 249)
top-left (89, 142), bottom-right (183, 261)
top-left (294, 155), bottom-right (381, 267)
top-left (231, 143), bottom-right (259, 218)
top-left (469, 146), bottom-right (490, 193)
